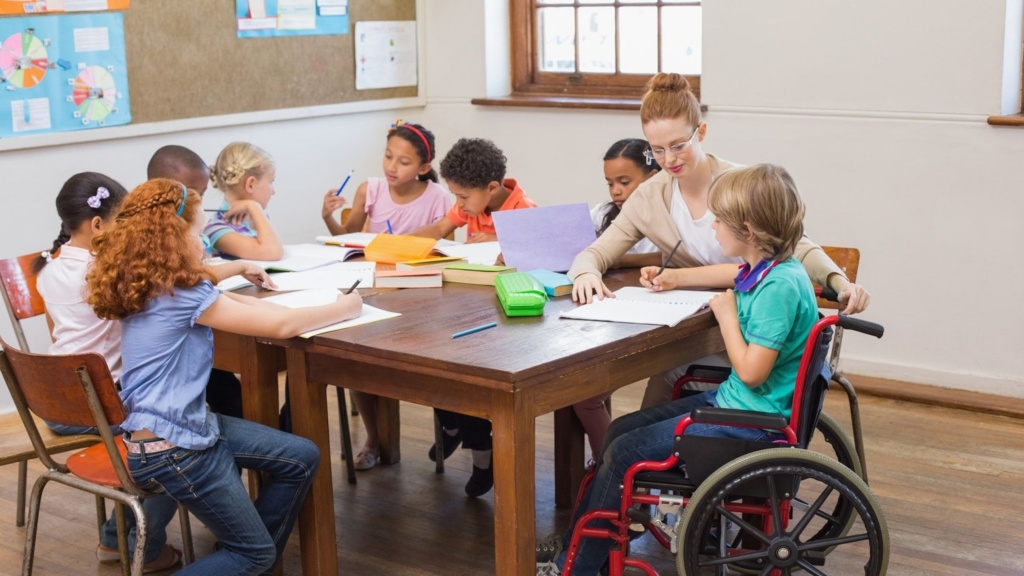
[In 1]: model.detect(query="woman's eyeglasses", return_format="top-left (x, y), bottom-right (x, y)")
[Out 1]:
top-left (644, 130), bottom-right (699, 164)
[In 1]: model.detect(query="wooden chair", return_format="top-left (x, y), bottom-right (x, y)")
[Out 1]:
top-left (0, 252), bottom-right (102, 527)
top-left (819, 246), bottom-right (870, 481)
top-left (0, 340), bottom-right (195, 575)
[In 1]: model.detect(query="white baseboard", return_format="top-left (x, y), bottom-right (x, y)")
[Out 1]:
top-left (843, 358), bottom-right (1024, 399)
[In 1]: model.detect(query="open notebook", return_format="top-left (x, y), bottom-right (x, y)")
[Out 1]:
top-left (560, 287), bottom-right (719, 327)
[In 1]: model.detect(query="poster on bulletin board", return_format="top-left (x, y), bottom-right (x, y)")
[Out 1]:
top-left (0, 0), bottom-right (129, 16)
top-left (0, 12), bottom-right (130, 138)
top-left (355, 20), bottom-right (417, 90)
top-left (236, 0), bottom-right (349, 38)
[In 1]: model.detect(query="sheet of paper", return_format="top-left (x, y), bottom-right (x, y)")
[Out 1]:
top-left (11, 98), bottom-right (51, 133)
top-left (315, 232), bottom-right (378, 247)
top-left (257, 244), bottom-right (354, 272)
top-left (355, 20), bottom-right (418, 90)
top-left (277, 0), bottom-right (316, 30)
top-left (73, 26), bottom-right (110, 52)
top-left (217, 275), bottom-right (253, 292)
top-left (492, 203), bottom-right (596, 273)
top-left (559, 287), bottom-right (718, 327)
top-left (64, 0), bottom-right (107, 11)
top-left (433, 241), bottom-right (502, 266)
top-left (267, 262), bottom-right (375, 291)
top-left (261, 288), bottom-right (400, 338)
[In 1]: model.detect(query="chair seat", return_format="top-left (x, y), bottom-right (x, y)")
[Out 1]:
top-left (66, 437), bottom-right (128, 488)
top-left (0, 412), bottom-right (99, 466)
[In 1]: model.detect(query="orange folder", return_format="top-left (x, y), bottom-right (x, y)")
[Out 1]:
top-left (362, 234), bottom-right (438, 264)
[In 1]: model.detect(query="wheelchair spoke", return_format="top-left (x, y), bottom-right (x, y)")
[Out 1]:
top-left (798, 531), bottom-right (870, 552)
top-left (790, 483), bottom-right (835, 539)
top-left (792, 496), bottom-right (842, 525)
top-left (700, 547), bottom-right (769, 568)
top-left (795, 558), bottom-right (829, 576)
top-left (766, 475), bottom-right (785, 536)
top-left (717, 504), bottom-right (771, 546)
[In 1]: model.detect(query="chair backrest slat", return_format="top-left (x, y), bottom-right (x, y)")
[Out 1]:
top-left (817, 246), bottom-right (860, 310)
top-left (0, 251), bottom-right (48, 352)
top-left (0, 340), bottom-right (126, 428)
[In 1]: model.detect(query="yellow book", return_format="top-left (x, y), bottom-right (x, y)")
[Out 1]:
top-left (395, 256), bottom-right (468, 270)
top-left (441, 263), bottom-right (517, 286)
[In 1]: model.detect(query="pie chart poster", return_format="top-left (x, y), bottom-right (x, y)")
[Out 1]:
top-left (0, 12), bottom-right (130, 138)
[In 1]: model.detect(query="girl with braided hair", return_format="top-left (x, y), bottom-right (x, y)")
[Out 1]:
top-left (88, 178), bottom-right (362, 575)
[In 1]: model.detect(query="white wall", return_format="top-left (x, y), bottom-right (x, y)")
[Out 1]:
top-left (0, 0), bottom-right (1021, 413)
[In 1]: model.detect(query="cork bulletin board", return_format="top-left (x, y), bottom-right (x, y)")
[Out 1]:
top-left (123, 0), bottom-right (417, 124)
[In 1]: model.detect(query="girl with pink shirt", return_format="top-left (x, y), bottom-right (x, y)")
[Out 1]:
top-left (320, 120), bottom-right (452, 470)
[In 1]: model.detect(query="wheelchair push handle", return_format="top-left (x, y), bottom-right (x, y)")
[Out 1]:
top-left (837, 315), bottom-right (884, 339)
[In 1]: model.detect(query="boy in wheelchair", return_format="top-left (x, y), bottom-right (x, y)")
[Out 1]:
top-left (538, 164), bottom-right (822, 576)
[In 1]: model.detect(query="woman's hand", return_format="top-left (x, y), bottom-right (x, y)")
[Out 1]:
top-left (322, 190), bottom-right (347, 219)
top-left (831, 278), bottom-right (871, 315)
top-left (572, 273), bottom-right (614, 304)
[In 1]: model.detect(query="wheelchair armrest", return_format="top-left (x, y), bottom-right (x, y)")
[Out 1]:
top-left (689, 407), bottom-right (787, 431)
top-left (837, 315), bottom-right (884, 338)
top-left (685, 364), bottom-right (733, 380)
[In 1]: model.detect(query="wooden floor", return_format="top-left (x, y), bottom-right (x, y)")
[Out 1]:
top-left (1, 378), bottom-right (1022, 575)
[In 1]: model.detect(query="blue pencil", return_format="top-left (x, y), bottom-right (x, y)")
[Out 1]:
top-left (386, 219), bottom-right (394, 234)
top-left (452, 322), bottom-right (497, 339)
top-left (334, 169), bottom-right (354, 197)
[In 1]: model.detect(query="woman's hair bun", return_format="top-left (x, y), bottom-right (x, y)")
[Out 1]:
top-left (646, 72), bottom-right (690, 95)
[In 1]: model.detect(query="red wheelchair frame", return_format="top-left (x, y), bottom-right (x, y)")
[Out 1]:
top-left (558, 312), bottom-right (886, 576)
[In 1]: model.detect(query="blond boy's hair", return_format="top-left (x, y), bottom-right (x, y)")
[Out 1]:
top-left (709, 164), bottom-right (805, 261)
top-left (210, 142), bottom-right (274, 192)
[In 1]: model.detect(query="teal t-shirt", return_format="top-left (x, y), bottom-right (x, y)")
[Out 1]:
top-left (716, 258), bottom-right (818, 418)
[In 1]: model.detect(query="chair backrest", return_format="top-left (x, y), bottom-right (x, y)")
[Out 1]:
top-left (816, 246), bottom-right (860, 310)
top-left (0, 251), bottom-right (47, 351)
top-left (0, 338), bottom-right (136, 490)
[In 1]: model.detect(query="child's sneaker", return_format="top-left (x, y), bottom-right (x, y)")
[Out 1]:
top-left (536, 561), bottom-right (561, 576)
top-left (535, 533), bottom-right (563, 563)
top-left (464, 464), bottom-right (494, 497)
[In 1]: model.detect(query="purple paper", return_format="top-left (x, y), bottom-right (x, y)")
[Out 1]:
top-left (493, 203), bottom-right (597, 273)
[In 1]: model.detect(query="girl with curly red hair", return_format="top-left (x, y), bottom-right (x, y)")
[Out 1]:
top-left (88, 178), bottom-right (362, 575)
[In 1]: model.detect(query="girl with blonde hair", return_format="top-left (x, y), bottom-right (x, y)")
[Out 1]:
top-left (205, 141), bottom-right (284, 260)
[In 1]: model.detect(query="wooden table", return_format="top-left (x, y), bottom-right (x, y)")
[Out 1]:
top-left (268, 269), bottom-right (724, 576)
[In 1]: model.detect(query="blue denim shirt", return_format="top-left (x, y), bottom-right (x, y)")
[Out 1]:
top-left (119, 281), bottom-right (221, 449)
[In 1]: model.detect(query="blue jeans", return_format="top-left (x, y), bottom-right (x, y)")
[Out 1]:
top-left (558, 390), bottom-right (783, 576)
top-left (126, 415), bottom-right (319, 576)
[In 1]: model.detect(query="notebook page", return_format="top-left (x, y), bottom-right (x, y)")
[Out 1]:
top-left (261, 288), bottom-right (401, 338)
top-left (267, 262), bottom-right (376, 291)
top-left (560, 287), bottom-right (719, 327)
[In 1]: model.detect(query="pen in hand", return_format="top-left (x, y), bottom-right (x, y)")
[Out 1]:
top-left (654, 240), bottom-right (683, 278)
top-left (386, 220), bottom-right (394, 234)
top-left (334, 169), bottom-right (354, 197)
top-left (344, 279), bottom-right (361, 294)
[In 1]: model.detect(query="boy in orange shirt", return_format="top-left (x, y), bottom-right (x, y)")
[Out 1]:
top-left (413, 137), bottom-right (537, 497)
top-left (413, 137), bottom-right (536, 244)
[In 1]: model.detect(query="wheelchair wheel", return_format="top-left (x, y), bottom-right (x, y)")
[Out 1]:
top-left (675, 449), bottom-right (888, 576)
top-left (812, 412), bottom-right (862, 478)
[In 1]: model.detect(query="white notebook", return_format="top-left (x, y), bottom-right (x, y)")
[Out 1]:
top-left (261, 287), bottom-right (401, 338)
top-left (560, 287), bottom-right (719, 327)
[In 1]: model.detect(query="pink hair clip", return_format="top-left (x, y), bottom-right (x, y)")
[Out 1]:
top-left (87, 186), bottom-right (110, 209)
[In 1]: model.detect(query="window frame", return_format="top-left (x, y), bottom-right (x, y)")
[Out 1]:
top-left (508, 0), bottom-right (701, 102)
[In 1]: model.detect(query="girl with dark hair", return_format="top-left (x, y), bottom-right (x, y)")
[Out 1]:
top-left (591, 138), bottom-right (662, 268)
top-left (321, 119), bottom-right (451, 241)
top-left (320, 120), bottom-right (452, 470)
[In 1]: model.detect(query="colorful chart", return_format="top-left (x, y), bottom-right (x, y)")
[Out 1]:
top-left (72, 65), bottom-right (116, 124)
top-left (0, 30), bottom-right (48, 89)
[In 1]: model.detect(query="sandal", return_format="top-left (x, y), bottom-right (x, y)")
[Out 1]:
top-left (96, 543), bottom-right (182, 574)
top-left (353, 446), bottom-right (380, 471)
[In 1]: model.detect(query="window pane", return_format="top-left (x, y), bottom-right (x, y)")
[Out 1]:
top-left (538, 7), bottom-right (576, 72)
top-left (661, 6), bottom-right (701, 75)
top-left (578, 7), bottom-right (616, 73)
top-left (537, 0), bottom-right (573, 4)
top-left (578, 0), bottom-right (615, 4)
top-left (618, 7), bottom-right (658, 74)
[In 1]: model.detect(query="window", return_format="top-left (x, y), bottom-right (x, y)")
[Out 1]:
top-left (510, 0), bottom-right (702, 102)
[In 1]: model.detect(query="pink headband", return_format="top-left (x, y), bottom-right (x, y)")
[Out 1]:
top-left (389, 119), bottom-right (432, 162)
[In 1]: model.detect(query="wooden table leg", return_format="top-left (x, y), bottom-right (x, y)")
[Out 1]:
top-left (553, 406), bottom-right (587, 509)
top-left (376, 396), bottom-right (402, 465)
top-left (490, 390), bottom-right (536, 576)
top-left (286, 348), bottom-right (338, 576)
top-left (239, 338), bottom-right (283, 428)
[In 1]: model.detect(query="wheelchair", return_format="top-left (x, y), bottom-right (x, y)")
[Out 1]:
top-left (559, 310), bottom-right (887, 576)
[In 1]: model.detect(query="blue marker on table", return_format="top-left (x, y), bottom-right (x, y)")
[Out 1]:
top-left (386, 219), bottom-right (394, 234)
top-left (334, 169), bottom-right (354, 197)
top-left (452, 322), bottom-right (497, 339)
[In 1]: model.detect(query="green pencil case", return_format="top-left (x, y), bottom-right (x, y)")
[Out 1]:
top-left (495, 272), bottom-right (547, 317)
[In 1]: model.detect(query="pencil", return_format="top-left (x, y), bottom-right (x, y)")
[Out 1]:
top-left (655, 240), bottom-right (683, 278)
top-left (452, 322), bottom-right (497, 339)
top-left (344, 279), bottom-right (361, 294)
top-left (334, 170), bottom-right (354, 197)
